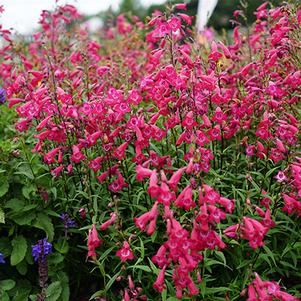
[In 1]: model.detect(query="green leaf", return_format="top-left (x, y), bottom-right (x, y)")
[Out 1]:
top-left (4, 198), bottom-right (24, 211)
top-left (33, 213), bottom-right (54, 241)
top-left (11, 280), bottom-right (31, 301)
top-left (0, 279), bottom-right (16, 291)
top-left (257, 254), bottom-right (272, 269)
top-left (54, 238), bottom-right (69, 254)
top-left (148, 257), bottom-right (160, 274)
top-left (280, 260), bottom-right (298, 270)
top-left (12, 212), bottom-right (36, 226)
top-left (10, 235), bottom-right (27, 266)
top-left (129, 265), bottom-right (151, 272)
top-left (0, 291), bottom-right (9, 301)
top-left (89, 290), bottom-right (104, 300)
top-left (48, 253), bottom-right (64, 265)
top-left (138, 236), bottom-right (145, 259)
top-left (0, 207), bottom-right (5, 223)
top-left (50, 187), bottom-right (57, 200)
top-left (0, 237), bottom-right (12, 256)
top-left (263, 245), bottom-right (277, 267)
top-left (57, 272), bottom-right (69, 301)
top-left (14, 164), bottom-right (34, 180)
top-left (45, 281), bottom-right (62, 301)
top-left (22, 184), bottom-right (37, 199)
top-left (93, 196), bottom-right (98, 219)
top-left (58, 283), bottom-right (70, 301)
top-left (16, 260), bottom-right (28, 275)
top-left (215, 251), bottom-right (227, 266)
top-left (98, 246), bottom-right (114, 262)
top-left (0, 181), bottom-right (9, 197)
top-left (105, 271), bottom-right (121, 292)
top-left (206, 287), bottom-right (230, 295)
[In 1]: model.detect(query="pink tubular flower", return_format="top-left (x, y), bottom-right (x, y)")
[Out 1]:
top-left (152, 245), bottom-right (168, 268)
top-left (153, 266), bottom-right (166, 292)
top-left (177, 13), bottom-right (193, 25)
top-left (123, 289), bottom-right (130, 301)
top-left (116, 241), bottom-right (134, 262)
top-left (175, 3), bottom-right (187, 10)
top-left (135, 201), bottom-right (159, 235)
top-left (187, 277), bottom-right (199, 296)
top-left (241, 217), bottom-right (268, 249)
top-left (100, 212), bottom-right (117, 231)
top-left (174, 185), bottom-right (196, 210)
top-left (51, 165), bottom-right (64, 177)
top-left (113, 142), bottom-right (128, 160)
top-left (135, 165), bottom-right (153, 181)
top-left (44, 147), bottom-right (60, 164)
top-left (87, 224), bottom-right (102, 258)
top-left (168, 167), bottom-right (186, 191)
top-left (224, 224), bottom-right (240, 239)
top-left (147, 170), bottom-right (160, 198)
top-left (71, 145), bottom-right (85, 163)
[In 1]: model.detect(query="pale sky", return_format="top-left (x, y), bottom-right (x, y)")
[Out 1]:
top-left (0, 0), bottom-right (166, 34)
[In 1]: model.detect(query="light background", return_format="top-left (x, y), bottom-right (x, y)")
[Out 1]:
top-left (0, 0), bottom-right (166, 34)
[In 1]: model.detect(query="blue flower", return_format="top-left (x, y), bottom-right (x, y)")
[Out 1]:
top-left (32, 238), bottom-right (52, 262)
top-left (60, 213), bottom-right (76, 229)
top-left (0, 252), bottom-right (5, 264)
top-left (0, 88), bottom-right (6, 104)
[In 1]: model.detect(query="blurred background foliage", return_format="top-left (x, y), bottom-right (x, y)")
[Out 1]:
top-left (96, 0), bottom-right (283, 31)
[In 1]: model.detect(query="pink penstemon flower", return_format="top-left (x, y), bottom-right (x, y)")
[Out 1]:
top-left (87, 224), bottom-right (102, 258)
top-left (116, 241), bottom-right (134, 262)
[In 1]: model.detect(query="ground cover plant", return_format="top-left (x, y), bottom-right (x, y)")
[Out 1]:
top-left (0, 1), bottom-right (301, 300)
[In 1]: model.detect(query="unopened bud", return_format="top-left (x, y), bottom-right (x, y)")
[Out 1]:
top-left (79, 207), bottom-right (86, 219)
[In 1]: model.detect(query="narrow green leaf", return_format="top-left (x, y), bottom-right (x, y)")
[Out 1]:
top-left (105, 271), bottom-right (121, 292)
top-left (161, 289), bottom-right (167, 301)
top-left (129, 265), bottom-right (151, 272)
top-left (0, 207), bottom-right (5, 223)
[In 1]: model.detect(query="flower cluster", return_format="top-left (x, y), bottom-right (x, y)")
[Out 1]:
top-left (0, 87), bottom-right (6, 104)
top-left (224, 208), bottom-right (275, 249)
top-left (123, 276), bottom-right (147, 301)
top-left (60, 212), bottom-right (76, 229)
top-left (244, 273), bottom-right (299, 301)
top-left (0, 252), bottom-right (5, 264)
top-left (31, 238), bottom-right (52, 262)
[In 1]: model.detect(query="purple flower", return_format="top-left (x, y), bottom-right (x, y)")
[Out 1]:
top-left (32, 238), bottom-right (52, 262)
top-left (0, 88), bottom-right (6, 104)
top-left (60, 213), bottom-right (76, 229)
top-left (0, 252), bottom-right (5, 264)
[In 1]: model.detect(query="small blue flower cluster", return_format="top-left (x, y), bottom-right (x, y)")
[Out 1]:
top-left (31, 238), bottom-right (52, 262)
top-left (0, 88), bottom-right (6, 104)
top-left (60, 213), bottom-right (76, 229)
top-left (0, 252), bottom-right (5, 264)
